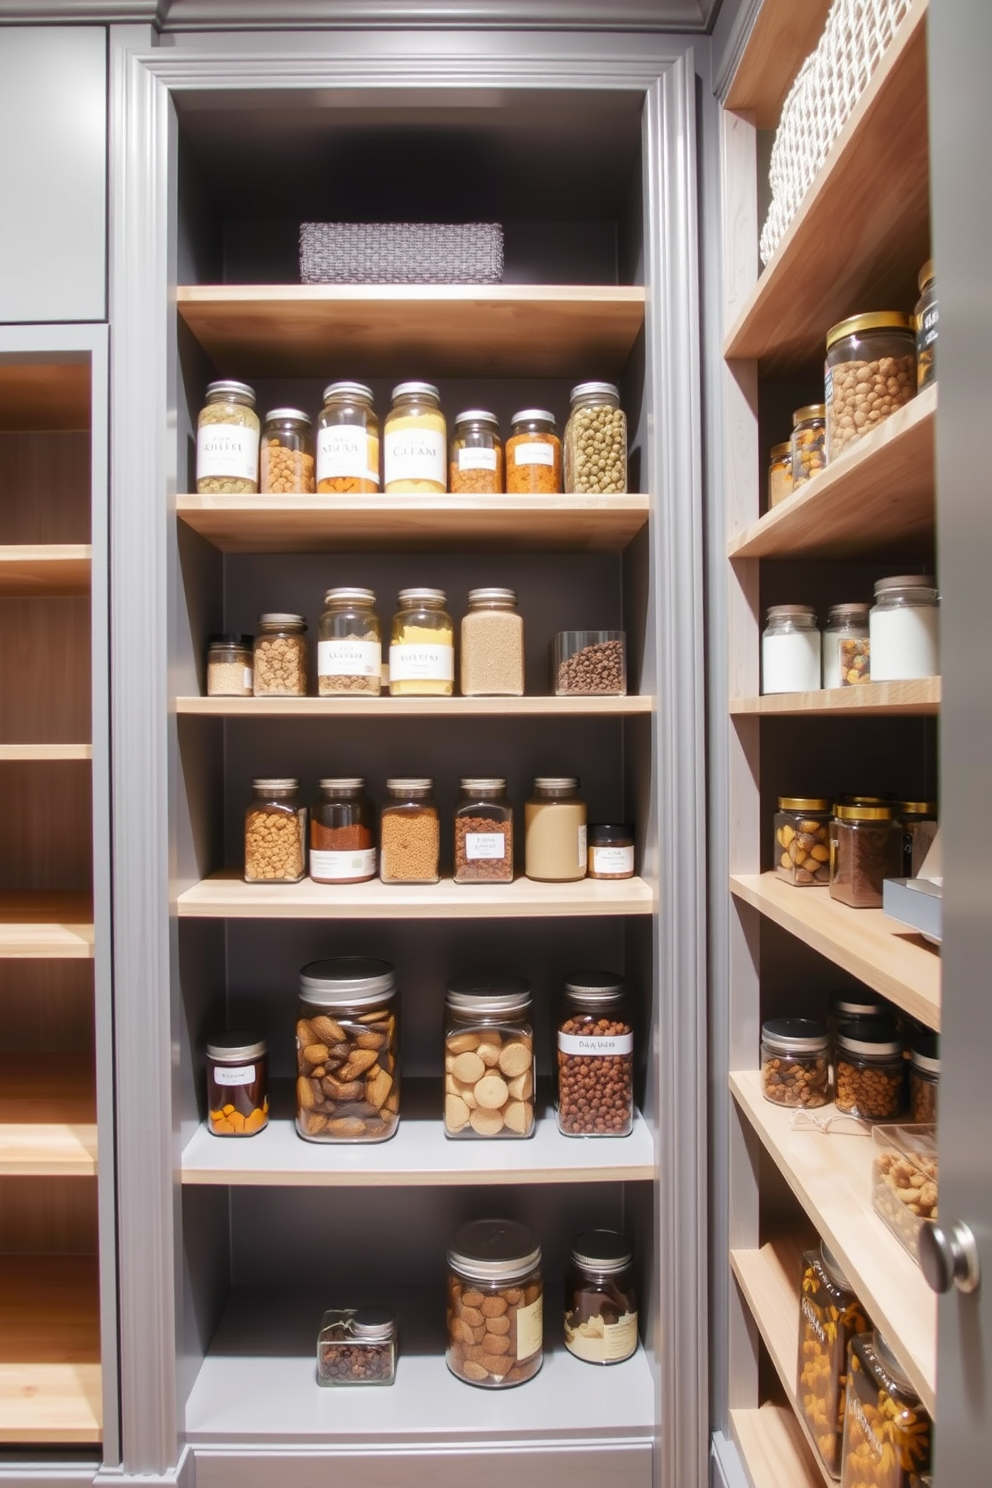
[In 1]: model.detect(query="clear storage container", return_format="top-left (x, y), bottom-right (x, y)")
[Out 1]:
top-left (253, 613), bottom-right (309, 697)
top-left (564, 382), bottom-right (627, 494)
top-left (587, 823), bottom-right (635, 880)
top-left (840, 1330), bottom-right (931, 1488)
top-left (318, 587), bottom-right (382, 696)
top-left (506, 409), bottom-right (561, 494)
top-left (443, 975), bottom-right (534, 1138)
top-left (762, 605), bottom-right (821, 693)
top-left (524, 777), bottom-right (587, 883)
top-left (791, 403), bottom-right (826, 488)
top-left (830, 804), bottom-right (903, 909)
top-left (206, 1031), bottom-right (269, 1137)
top-left (460, 588), bottom-right (524, 697)
top-left (823, 603), bottom-right (871, 689)
top-left (774, 797), bottom-right (831, 885)
top-left (317, 1307), bottom-right (396, 1386)
top-left (556, 971), bottom-right (633, 1137)
top-left (825, 312), bottom-right (917, 460)
top-left (310, 778), bottom-right (376, 885)
top-left (869, 576), bottom-right (939, 681)
top-left (206, 633), bottom-right (253, 697)
top-left (835, 1020), bottom-right (905, 1121)
top-left (908, 1036), bottom-right (939, 1123)
top-left (760, 1018), bottom-right (829, 1108)
top-left (915, 260), bottom-right (937, 391)
top-left (244, 778), bottom-right (306, 883)
top-left (317, 381), bottom-right (380, 493)
top-left (453, 778), bottom-right (513, 884)
top-left (296, 957), bottom-right (399, 1143)
top-left (384, 382), bottom-right (446, 494)
top-left (564, 1230), bottom-right (638, 1365)
top-left (871, 1123), bottom-right (938, 1260)
top-left (449, 410), bottom-right (503, 495)
top-left (196, 379), bottom-right (259, 494)
top-left (768, 441), bottom-right (793, 508)
top-left (380, 778), bottom-right (440, 884)
top-left (553, 630), bottom-right (626, 696)
top-left (828, 991), bottom-right (891, 1051)
top-left (389, 588), bottom-right (454, 696)
top-left (260, 407), bottom-right (315, 493)
top-left (797, 1242), bottom-right (868, 1477)
top-left (898, 800), bottom-right (938, 877)
top-left (446, 1219), bottom-right (543, 1387)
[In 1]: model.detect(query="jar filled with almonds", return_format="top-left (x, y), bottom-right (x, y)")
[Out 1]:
top-left (760, 1018), bottom-right (830, 1108)
top-left (797, 1242), bottom-right (868, 1477)
top-left (773, 797), bottom-right (831, 885)
top-left (835, 1020), bottom-right (905, 1121)
top-left (446, 1219), bottom-right (543, 1388)
top-left (840, 1330), bottom-right (931, 1488)
top-left (296, 958), bottom-right (399, 1143)
top-left (444, 976), bottom-right (534, 1139)
top-left (244, 778), bottom-right (306, 883)
top-left (260, 408), bottom-right (316, 493)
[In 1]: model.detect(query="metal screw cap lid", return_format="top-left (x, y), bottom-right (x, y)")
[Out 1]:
top-left (570, 381), bottom-right (619, 402)
top-left (511, 408), bottom-right (556, 425)
top-left (467, 588), bottom-right (517, 606)
top-left (569, 1229), bottom-right (633, 1272)
top-left (446, 973), bottom-right (532, 1014)
top-left (447, 1218), bottom-right (541, 1281)
top-left (766, 604), bottom-right (817, 618)
top-left (299, 957), bottom-right (396, 1006)
top-left (264, 407), bottom-right (311, 425)
top-left (454, 409), bottom-right (499, 428)
top-left (258, 613), bottom-right (307, 628)
top-left (318, 778), bottom-right (366, 791)
top-left (206, 1029), bottom-right (267, 1062)
top-left (322, 381), bottom-right (374, 403)
top-left (352, 1306), bottom-right (395, 1341)
top-left (459, 778), bottom-right (506, 793)
top-left (251, 778), bottom-right (299, 792)
top-left (324, 587), bottom-right (376, 605)
top-left (533, 777), bottom-right (579, 792)
top-left (564, 969), bottom-right (625, 1001)
top-left (386, 778), bottom-right (433, 793)
top-left (761, 1017), bottom-right (829, 1054)
top-left (397, 588), bottom-right (446, 606)
top-left (206, 379), bottom-right (255, 402)
top-left (392, 381), bottom-right (440, 401)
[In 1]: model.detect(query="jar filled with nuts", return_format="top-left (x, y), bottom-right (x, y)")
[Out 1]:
top-left (318, 587), bottom-right (381, 697)
top-left (384, 382), bottom-right (446, 494)
top-left (253, 613), bottom-right (309, 697)
top-left (840, 1330), bottom-right (931, 1488)
top-left (822, 603), bottom-right (871, 689)
top-left (796, 1242), bottom-right (868, 1477)
top-left (446, 1218), bottom-right (543, 1388)
top-left (244, 778), bottom-right (307, 883)
top-left (835, 1020), bottom-right (905, 1121)
top-left (790, 404), bottom-right (826, 488)
top-left (897, 800), bottom-right (938, 877)
top-left (825, 312), bottom-right (916, 461)
top-left (908, 1035), bottom-right (939, 1123)
top-left (206, 1031), bottom-right (269, 1137)
top-left (564, 382), bottom-right (627, 494)
top-left (260, 408), bottom-right (316, 494)
top-left (380, 778), bottom-right (440, 884)
top-left (196, 379), bottom-right (260, 494)
top-left (206, 633), bottom-right (253, 697)
top-left (506, 409), bottom-right (561, 494)
top-left (557, 971), bottom-right (633, 1137)
top-left (389, 588), bottom-right (454, 697)
top-left (774, 797), bottom-right (831, 886)
top-left (296, 957), bottom-right (399, 1143)
top-left (454, 779), bottom-right (513, 885)
top-left (915, 260), bottom-right (937, 391)
top-left (449, 410), bottom-right (503, 495)
top-left (565, 1230), bottom-right (638, 1365)
top-left (830, 804), bottom-right (903, 909)
top-left (871, 1123), bottom-right (938, 1259)
top-left (553, 630), bottom-right (626, 696)
top-left (317, 1307), bottom-right (396, 1387)
top-left (443, 975), bottom-right (534, 1138)
top-left (760, 1018), bottom-right (829, 1107)
top-left (768, 441), bottom-right (793, 509)
top-left (317, 381), bottom-right (380, 493)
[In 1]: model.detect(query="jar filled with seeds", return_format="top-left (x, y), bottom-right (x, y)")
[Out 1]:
top-left (449, 410), bottom-right (503, 495)
top-left (253, 613), bottom-right (309, 697)
top-left (318, 587), bottom-right (382, 696)
top-left (830, 804), bottom-right (903, 909)
top-left (206, 1031), bottom-right (269, 1137)
top-left (244, 778), bottom-right (306, 883)
top-left (840, 1330), bottom-right (931, 1488)
top-left (870, 576), bottom-right (939, 681)
top-left (260, 408), bottom-right (316, 494)
top-left (774, 797), bottom-right (831, 885)
top-left (915, 261), bottom-right (937, 391)
top-left (760, 1018), bottom-right (829, 1107)
top-left (196, 379), bottom-right (260, 494)
top-left (317, 1307), bottom-right (397, 1387)
top-left (909, 1035), bottom-right (939, 1123)
top-left (565, 1230), bottom-right (638, 1365)
top-left (443, 975), bottom-right (534, 1138)
top-left (206, 633), bottom-right (253, 697)
top-left (564, 382), bottom-right (627, 494)
top-left (790, 404), bottom-right (826, 488)
top-left (897, 800), bottom-right (938, 877)
top-left (557, 970), bottom-right (633, 1137)
top-left (380, 778), bottom-right (440, 884)
top-left (310, 778), bottom-right (376, 885)
top-left (587, 823), bottom-right (635, 880)
top-left (384, 382), bottom-right (446, 494)
top-left (454, 779), bottom-right (513, 885)
top-left (835, 1020), bottom-right (905, 1121)
top-left (553, 630), bottom-right (626, 696)
top-left (768, 441), bottom-right (793, 508)
top-left (389, 588), bottom-right (454, 697)
top-left (822, 603), bottom-right (871, 689)
top-left (317, 381), bottom-right (380, 493)
top-left (762, 605), bottom-right (821, 693)
top-left (825, 312), bottom-right (916, 460)
top-left (797, 1242), bottom-right (868, 1477)
top-left (296, 957), bottom-right (399, 1143)
top-left (525, 777), bottom-right (587, 883)
top-left (446, 1219), bottom-right (543, 1388)
top-left (506, 409), bottom-right (561, 494)
top-left (460, 588), bottom-right (524, 697)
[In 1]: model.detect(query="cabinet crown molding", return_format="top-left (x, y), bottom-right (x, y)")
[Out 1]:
top-left (0, 0), bottom-right (717, 28)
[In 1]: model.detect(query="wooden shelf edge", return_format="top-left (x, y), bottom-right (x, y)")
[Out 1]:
top-left (724, 0), bottom-right (834, 129)
top-left (0, 1255), bottom-right (102, 1444)
top-left (178, 282), bottom-right (647, 306)
top-left (0, 744), bottom-right (92, 761)
top-left (177, 695), bottom-right (652, 718)
top-left (730, 678), bottom-right (940, 717)
top-left (731, 1403), bottom-right (823, 1488)
top-left (0, 546), bottom-right (92, 598)
top-left (0, 1124), bottom-right (98, 1176)
top-left (0, 895), bottom-right (95, 960)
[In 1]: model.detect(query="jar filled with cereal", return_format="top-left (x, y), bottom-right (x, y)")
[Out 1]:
top-left (443, 975), bottom-right (534, 1138)
top-left (506, 409), bottom-right (561, 494)
top-left (260, 408), bottom-right (315, 494)
top-left (797, 1242), bottom-right (868, 1477)
top-left (835, 1020), bottom-right (905, 1121)
top-left (760, 1018), bottom-right (829, 1108)
top-left (774, 797), bottom-right (831, 886)
top-left (446, 1218), bottom-right (543, 1387)
top-left (449, 410), bottom-right (503, 495)
top-left (196, 380), bottom-right (260, 494)
top-left (825, 312), bottom-right (916, 460)
top-left (296, 957), bottom-right (399, 1143)
top-left (564, 382), bottom-right (627, 494)
top-left (556, 971), bottom-right (633, 1137)
top-left (244, 778), bottom-right (306, 884)
top-left (790, 403), bottom-right (826, 488)
top-left (253, 613), bottom-right (309, 697)
top-left (840, 1330), bottom-right (931, 1488)
top-left (317, 381), bottom-right (380, 493)
top-left (384, 382), bottom-right (446, 494)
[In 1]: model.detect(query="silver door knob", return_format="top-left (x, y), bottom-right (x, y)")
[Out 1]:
top-left (918, 1219), bottom-right (981, 1295)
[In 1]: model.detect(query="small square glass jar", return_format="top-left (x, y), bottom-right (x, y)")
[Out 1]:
top-left (835, 1019), bottom-right (905, 1121)
top-left (553, 631), bottom-right (626, 696)
top-left (206, 1031), bottom-right (269, 1137)
top-left (443, 975), bottom-right (534, 1138)
top-left (453, 778), bottom-right (513, 884)
top-left (253, 613), bottom-right (309, 697)
top-left (244, 778), bottom-right (306, 884)
top-left (760, 1018), bottom-right (830, 1108)
top-left (317, 1307), bottom-right (396, 1386)
top-left (380, 778), bottom-right (440, 884)
top-left (871, 1123), bottom-right (938, 1261)
top-left (830, 804), bottom-right (903, 908)
top-left (773, 797), bottom-right (831, 885)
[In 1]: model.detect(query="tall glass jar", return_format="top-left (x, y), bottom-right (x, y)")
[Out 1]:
top-left (196, 380), bottom-right (260, 494)
top-left (443, 975), bottom-right (534, 1138)
top-left (774, 797), bottom-right (831, 885)
top-left (915, 260), bottom-right (937, 390)
top-left (206, 633), bottom-right (253, 697)
top-left (253, 613), bottom-right (309, 697)
top-left (318, 587), bottom-right (381, 696)
top-left (564, 382), bottom-right (627, 494)
top-left (446, 1219), bottom-right (543, 1387)
top-left (825, 312), bottom-right (916, 460)
top-left (830, 804), bottom-right (903, 908)
top-left (389, 588), bottom-right (454, 696)
top-left (524, 777), bottom-right (587, 882)
top-left (869, 576), bottom-right (939, 681)
top-left (840, 1330), bottom-right (931, 1488)
top-left (898, 800), bottom-right (938, 877)
top-left (244, 778), bottom-right (306, 883)
top-left (310, 778), bottom-right (376, 885)
top-left (762, 605), bottom-right (821, 693)
top-left (296, 957), bottom-right (399, 1143)
top-left (260, 408), bottom-right (315, 494)
top-left (768, 441), bottom-right (793, 508)
top-left (823, 602), bottom-right (871, 688)
top-left (506, 409), bottom-right (561, 494)
top-left (564, 1230), bottom-right (637, 1364)
top-left (454, 778), bottom-right (513, 884)
top-left (383, 382), bottom-right (446, 493)
top-left (909, 1034), bottom-right (939, 1122)
top-left (449, 410), bottom-right (503, 495)
top-left (760, 1018), bottom-right (829, 1107)
top-left (790, 403), bottom-right (826, 488)
top-left (460, 588), bottom-right (524, 697)
top-left (380, 778), bottom-right (440, 884)
top-left (206, 1031), bottom-right (269, 1137)
top-left (797, 1242), bottom-right (869, 1477)
top-left (556, 971), bottom-right (634, 1137)
top-left (835, 1020), bottom-right (905, 1120)
top-left (317, 381), bottom-right (380, 493)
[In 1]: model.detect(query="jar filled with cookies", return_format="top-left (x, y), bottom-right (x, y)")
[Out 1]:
top-left (260, 408), bottom-right (316, 493)
top-left (773, 797), bottom-right (831, 885)
top-left (446, 1218), bottom-right (543, 1388)
top-left (317, 382), bottom-right (380, 493)
top-left (797, 1242), bottom-right (868, 1477)
top-left (835, 1020), bottom-right (905, 1121)
top-left (296, 958), bottom-right (399, 1144)
top-left (449, 410), bottom-right (503, 494)
top-left (557, 971), bottom-right (634, 1137)
top-left (840, 1330), bottom-right (931, 1488)
top-left (443, 975), bottom-right (534, 1139)
top-left (760, 1018), bottom-right (829, 1108)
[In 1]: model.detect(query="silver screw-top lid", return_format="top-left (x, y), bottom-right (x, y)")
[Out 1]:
top-left (766, 604), bottom-right (818, 618)
top-left (264, 407), bottom-right (311, 425)
top-left (386, 778), bottom-right (433, 793)
top-left (299, 957), bottom-right (396, 1007)
top-left (392, 381), bottom-right (440, 401)
top-left (258, 613), bottom-right (307, 628)
top-left (323, 381), bottom-right (374, 403)
top-left (532, 777), bottom-right (579, 793)
top-left (564, 970), bottom-right (625, 1002)
top-left (511, 408), bottom-right (556, 425)
top-left (762, 1017), bottom-right (829, 1055)
top-left (459, 778), bottom-right (507, 793)
top-left (446, 973), bottom-right (532, 1014)
top-left (570, 381), bottom-right (619, 402)
top-left (874, 574), bottom-right (936, 594)
top-left (569, 1228), bottom-right (633, 1272)
top-left (467, 587), bottom-right (518, 607)
top-left (836, 1018), bottom-right (903, 1058)
top-left (872, 1330), bottom-right (916, 1394)
top-left (351, 1306), bottom-right (396, 1341)
top-left (206, 1029), bottom-right (267, 1062)
top-left (206, 379), bottom-right (255, 403)
top-left (826, 602), bottom-right (871, 623)
top-left (818, 1241), bottom-right (853, 1290)
top-left (251, 778), bottom-right (299, 793)
top-left (318, 778), bottom-right (366, 792)
top-left (447, 1218), bottom-right (541, 1282)
top-left (397, 588), bottom-right (447, 607)
top-left (454, 409), bottom-right (499, 428)
top-left (324, 587), bottom-right (376, 605)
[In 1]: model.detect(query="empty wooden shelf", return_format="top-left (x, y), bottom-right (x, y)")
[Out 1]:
top-left (0, 1254), bottom-right (101, 1444)
top-left (0, 894), bottom-right (94, 959)
top-left (0, 546), bottom-right (92, 598)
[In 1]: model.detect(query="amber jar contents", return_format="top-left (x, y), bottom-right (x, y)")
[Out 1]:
top-left (557, 971), bottom-right (633, 1137)
top-left (835, 1020), bottom-right (905, 1121)
top-left (840, 1331), bottom-right (931, 1488)
top-left (244, 778), bottom-right (306, 883)
top-left (253, 614), bottom-right (308, 697)
top-left (774, 797), bottom-right (831, 886)
top-left (909, 1035), bottom-right (939, 1122)
top-left (760, 1018), bottom-right (829, 1108)
top-left (825, 312), bottom-right (916, 459)
top-left (524, 777), bottom-right (587, 882)
top-left (310, 778), bottom-right (376, 884)
top-left (206, 1031), bottom-right (269, 1136)
top-left (317, 381), bottom-right (380, 493)
top-left (449, 410), bottom-right (503, 494)
top-left (446, 1219), bottom-right (543, 1387)
top-left (380, 778), bottom-right (440, 884)
top-left (443, 976), bottom-right (534, 1138)
top-left (260, 408), bottom-right (315, 493)
top-left (460, 588), bottom-right (524, 697)
top-left (296, 958), bottom-right (399, 1143)
top-left (565, 1230), bottom-right (637, 1364)
top-left (506, 409), bottom-right (561, 494)
top-left (790, 403), bottom-right (826, 488)
top-left (384, 382), bottom-right (446, 493)
top-left (797, 1242), bottom-right (868, 1477)
top-left (389, 588), bottom-right (454, 696)
top-left (768, 441), bottom-right (793, 508)
top-left (454, 778), bottom-right (513, 884)
top-left (318, 587), bottom-right (381, 696)
top-left (830, 804), bottom-right (903, 909)
top-left (196, 380), bottom-right (259, 494)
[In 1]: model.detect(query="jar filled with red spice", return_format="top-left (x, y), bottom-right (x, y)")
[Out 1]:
top-left (310, 778), bottom-right (377, 884)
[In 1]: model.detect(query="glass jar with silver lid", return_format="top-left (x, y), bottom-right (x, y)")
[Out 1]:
top-left (564, 381), bottom-right (627, 494)
top-left (296, 957), bottom-right (399, 1143)
top-left (556, 971), bottom-right (634, 1136)
top-left (317, 381), bottom-right (380, 493)
top-left (565, 1229), bottom-right (638, 1364)
top-left (317, 1306), bottom-right (397, 1386)
top-left (260, 408), bottom-right (315, 494)
top-left (762, 605), bottom-right (821, 693)
top-left (760, 1017), bottom-right (829, 1108)
top-left (318, 587), bottom-right (381, 696)
top-left (244, 779), bottom-right (306, 884)
top-left (384, 382), bottom-right (446, 494)
top-left (446, 1219), bottom-right (543, 1387)
top-left (822, 602), bottom-right (870, 689)
top-left (443, 975), bottom-right (534, 1138)
top-left (869, 575), bottom-right (939, 681)
top-left (196, 380), bottom-right (260, 494)
top-left (449, 410), bottom-right (503, 495)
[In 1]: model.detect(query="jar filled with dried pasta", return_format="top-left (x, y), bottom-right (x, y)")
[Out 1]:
top-left (825, 312), bottom-right (916, 460)
top-left (564, 382), bottom-right (627, 494)
top-left (443, 975), bottom-right (534, 1138)
top-left (797, 1242), bottom-right (868, 1477)
top-left (196, 380), bottom-right (260, 494)
top-left (835, 1020), bottom-right (905, 1121)
top-left (840, 1330), bottom-right (931, 1488)
top-left (790, 404), bottom-right (826, 488)
top-left (253, 613), bottom-right (309, 697)
top-left (389, 588), bottom-right (454, 696)
top-left (384, 382), bottom-right (446, 494)
top-left (446, 1218), bottom-right (543, 1387)
top-left (773, 797), bottom-right (831, 886)
top-left (296, 957), bottom-right (399, 1143)
top-left (316, 382), bottom-right (380, 493)
top-left (260, 408), bottom-right (315, 494)
top-left (244, 778), bottom-right (306, 884)
top-left (506, 409), bottom-right (561, 494)
top-left (449, 410), bottom-right (503, 495)
top-left (318, 587), bottom-right (381, 696)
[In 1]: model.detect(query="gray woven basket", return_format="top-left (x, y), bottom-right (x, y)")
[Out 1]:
top-left (299, 222), bottom-right (504, 285)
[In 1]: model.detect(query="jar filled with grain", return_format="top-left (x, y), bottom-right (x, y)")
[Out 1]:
top-left (773, 797), bottom-right (831, 886)
top-left (869, 576), bottom-right (939, 681)
top-left (260, 408), bottom-right (316, 494)
top-left (909, 1034), bottom-right (939, 1123)
top-left (317, 381), bottom-right (380, 493)
top-left (790, 404), bottom-right (826, 488)
top-left (840, 1330), bottom-right (931, 1488)
top-left (380, 778), bottom-right (440, 884)
top-left (524, 777), bottom-right (587, 883)
top-left (768, 441), bottom-right (793, 508)
top-left (460, 588), bottom-right (524, 697)
top-left (915, 260), bottom-right (937, 391)
top-left (454, 778), bottom-right (513, 884)
top-left (760, 1018), bottom-right (830, 1107)
top-left (796, 1243), bottom-right (868, 1477)
top-left (556, 971), bottom-right (634, 1137)
top-left (830, 804), bottom-right (903, 909)
top-left (310, 778), bottom-right (376, 885)
top-left (253, 613), bottom-right (309, 697)
top-left (443, 975), bottom-right (534, 1138)
top-left (449, 410), bottom-right (503, 495)
top-left (822, 603), bottom-right (870, 689)
top-left (196, 380), bottom-right (260, 494)
top-left (389, 588), bottom-right (454, 696)
top-left (446, 1218), bottom-right (543, 1387)
top-left (296, 957), bottom-right (399, 1143)
top-left (825, 312), bottom-right (916, 460)
top-left (897, 800), bottom-right (938, 877)
top-left (384, 382), bottom-right (446, 494)
top-left (318, 588), bottom-right (381, 696)
top-left (564, 382), bottom-right (627, 494)
top-left (206, 634), bottom-right (253, 697)
top-left (506, 409), bottom-right (561, 494)
top-left (206, 1031), bottom-right (269, 1137)
top-left (834, 1020), bottom-right (905, 1120)
top-left (244, 778), bottom-right (306, 883)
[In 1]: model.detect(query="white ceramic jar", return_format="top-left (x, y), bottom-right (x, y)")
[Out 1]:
top-left (869, 575), bottom-right (939, 680)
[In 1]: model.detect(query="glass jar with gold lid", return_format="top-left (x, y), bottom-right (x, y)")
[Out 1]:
top-left (791, 403), bottom-right (826, 488)
top-left (317, 381), bottom-right (380, 493)
top-left (829, 803), bottom-right (903, 909)
top-left (384, 382), bottom-right (446, 493)
top-left (774, 797), bottom-right (831, 886)
top-left (449, 410), bottom-right (503, 495)
top-left (825, 312), bottom-right (916, 460)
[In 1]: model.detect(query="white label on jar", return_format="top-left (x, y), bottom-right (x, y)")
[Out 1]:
top-left (318, 639), bottom-right (382, 679)
top-left (591, 844), bottom-right (635, 875)
top-left (458, 446), bottom-right (498, 472)
top-left (213, 1064), bottom-right (255, 1087)
top-left (761, 630), bottom-right (821, 694)
top-left (243, 667), bottom-right (254, 691)
top-left (465, 832), bottom-right (506, 861)
top-left (316, 425), bottom-right (371, 483)
top-left (197, 422), bottom-right (259, 482)
top-left (558, 1031), bottom-right (634, 1057)
top-left (384, 427), bottom-right (445, 485)
top-left (389, 642), bottom-right (455, 682)
top-left (604, 1312), bottom-right (639, 1361)
top-left (869, 605), bottom-right (939, 681)
top-left (578, 824), bottom-right (587, 867)
top-left (310, 848), bottom-right (377, 880)
top-left (565, 1310), bottom-right (638, 1364)
top-left (515, 1294), bottom-right (543, 1361)
top-left (513, 441), bottom-right (555, 467)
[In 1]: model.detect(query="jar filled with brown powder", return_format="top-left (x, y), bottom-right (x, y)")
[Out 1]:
top-left (380, 778), bottom-right (440, 884)
top-left (310, 778), bottom-right (376, 884)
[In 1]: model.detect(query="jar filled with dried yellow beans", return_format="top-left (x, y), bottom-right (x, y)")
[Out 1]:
top-left (260, 409), bottom-right (315, 493)
top-left (564, 382), bottom-right (627, 494)
top-left (196, 380), bottom-right (260, 494)
top-left (840, 1330), bottom-right (931, 1488)
top-left (244, 778), bottom-right (306, 883)
top-left (449, 410), bottom-right (503, 495)
top-left (797, 1242), bottom-right (869, 1477)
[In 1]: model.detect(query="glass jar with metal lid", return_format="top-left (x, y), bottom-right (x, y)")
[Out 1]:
top-left (828, 990), bottom-right (892, 1051)
top-left (524, 777), bottom-right (587, 883)
top-left (310, 779), bottom-right (376, 885)
top-left (260, 408), bottom-right (315, 494)
top-left (443, 974), bottom-right (534, 1138)
top-left (869, 576), bottom-right (939, 682)
top-left (768, 441), bottom-right (793, 509)
top-left (909, 1034), bottom-right (939, 1123)
top-left (791, 403), bottom-right (826, 487)
top-left (196, 379), bottom-right (260, 494)
top-left (587, 823), bottom-right (635, 880)
top-left (797, 1241), bottom-right (868, 1477)
top-left (449, 410), bottom-right (503, 495)
top-left (206, 1031), bottom-right (269, 1137)
top-left (762, 605), bottom-right (821, 693)
top-left (835, 1019), bottom-right (905, 1120)
top-left (460, 588), bottom-right (524, 697)
top-left (206, 633), bottom-right (253, 697)
top-left (774, 797), bottom-right (831, 886)
top-left (446, 1218), bottom-right (543, 1387)
top-left (317, 381), bottom-right (380, 493)
top-left (389, 588), bottom-right (454, 697)
top-left (384, 382), bottom-right (446, 493)
top-left (454, 779), bottom-right (513, 885)
top-left (244, 779), bottom-right (306, 884)
top-left (380, 778), bottom-right (440, 884)
top-left (318, 587), bottom-right (381, 696)
top-left (296, 957), bottom-right (399, 1143)
top-left (564, 382), bottom-right (627, 494)
top-left (506, 409), bottom-right (561, 494)
top-left (898, 800), bottom-right (938, 877)
top-left (253, 613), bottom-right (309, 697)
top-left (823, 602), bottom-right (871, 689)
top-left (825, 312), bottom-right (917, 460)
top-left (830, 804), bottom-right (903, 908)
top-left (565, 1229), bottom-right (637, 1365)
top-left (557, 970), bottom-right (633, 1137)
top-left (841, 1329), bottom-right (931, 1488)
top-left (317, 1307), bottom-right (397, 1386)
top-left (915, 260), bottom-right (937, 391)
top-left (761, 1018), bottom-right (829, 1107)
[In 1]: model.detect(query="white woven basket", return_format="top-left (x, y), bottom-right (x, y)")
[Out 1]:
top-left (299, 222), bottom-right (504, 285)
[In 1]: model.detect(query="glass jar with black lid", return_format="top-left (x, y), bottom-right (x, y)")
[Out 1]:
top-left (587, 823), bottom-right (635, 880)
top-left (206, 1031), bottom-right (269, 1137)
top-left (760, 1018), bottom-right (830, 1107)
top-left (446, 1218), bottom-right (543, 1388)
top-left (828, 990), bottom-right (891, 1051)
top-left (909, 1034), bottom-right (939, 1122)
top-left (835, 1019), bottom-right (905, 1121)
top-left (564, 1229), bottom-right (637, 1365)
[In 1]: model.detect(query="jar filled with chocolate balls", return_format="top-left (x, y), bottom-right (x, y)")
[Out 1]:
top-left (556, 971), bottom-right (634, 1137)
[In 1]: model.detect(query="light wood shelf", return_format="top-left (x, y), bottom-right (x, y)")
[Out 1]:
top-left (178, 871), bottom-right (653, 921)
top-left (176, 283), bottom-right (646, 379)
top-left (0, 1059), bottom-right (96, 1176)
top-left (724, 0), bottom-right (833, 128)
top-left (0, 546), bottom-right (91, 597)
top-left (0, 363), bottom-right (90, 433)
top-left (0, 744), bottom-right (92, 761)
top-left (730, 872), bottom-right (939, 1028)
top-left (730, 1069), bottom-right (936, 1414)
top-left (724, 0), bottom-right (930, 374)
top-left (0, 1254), bottom-right (101, 1444)
top-left (177, 694), bottom-right (652, 719)
top-left (731, 1403), bottom-right (823, 1488)
top-left (0, 894), bottom-right (94, 960)
top-left (177, 491), bottom-right (650, 555)
top-left (728, 388), bottom-right (936, 560)
top-left (731, 678), bottom-right (940, 718)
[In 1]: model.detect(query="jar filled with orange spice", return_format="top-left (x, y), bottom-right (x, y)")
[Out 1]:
top-left (506, 409), bottom-right (561, 494)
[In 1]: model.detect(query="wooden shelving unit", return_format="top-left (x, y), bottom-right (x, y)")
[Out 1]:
top-left (728, 1404), bottom-right (822, 1488)
top-left (0, 743), bottom-right (92, 760)
top-left (178, 694), bottom-right (652, 718)
top-left (0, 893), bottom-right (94, 959)
top-left (0, 1254), bottom-right (101, 1444)
top-left (0, 546), bottom-right (92, 598)
top-left (730, 678), bottom-right (940, 718)
top-left (723, 0), bottom-right (832, 128)
top-left (0, 1059), bottom-right (97, 1175)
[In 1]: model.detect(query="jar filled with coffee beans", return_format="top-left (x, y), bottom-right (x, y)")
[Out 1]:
top-left (553, 630), bottom-right (626, 696)
top-left (830, 804), bottom-right (903, 909)
top-left (760, 1018), bottom-right (830, 1108)
top-left (317, 1307), bottom-right (397, 1386)
top-left (564, 382), bottom-right (627, 494)
top-left (909, 1034), bottom-right (939, 1123)
top-left (453, 778), bottom-right (513, 885)
top-left (835, 1020), bottom-right (905, 1121)
top-left (446, 1218), bottom-right (543, 1388)
top-left (774, 797), bottom-right (831, 886)
top-left (296, 957), bottom-right (399, 1143)
top-left (556, 971), bottom-right (633, 1137)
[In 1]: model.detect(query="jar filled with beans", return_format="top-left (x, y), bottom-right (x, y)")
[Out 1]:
top-left (774, 797), bottom-right (831, 886)
top-left (260, 408), bottom-right (316, 493)
top-left (296, 957), bottom-right (399, 1143)
top-left (446, 1219), bottom-right (543, 1388)
top-left (790, 403), bottom-right (826, 488)
top-left (449, 410), bottom-right (503, 495)
top-left (825, 312), bottom-right (916, 460)
top-left (196, 380), bottom-right (260, 494)
top-left (506, 409), bottom-right (561, 494)
top-left (317, 381), bottom-right (380, 493)
top-left (556, 971), bottom-right (633, 1137)
top-left (564, 382), bottom-right (627, 494)
top-left (760, 1018), bottom-right (829, 1108)
top-left (253, 613), bottom-right (309, 697)
top-left (835, 1020), bottom-right (905, 1121)
top-left (908, 1035), bottom-right (939, 1123)
top-left (244, 778), bottom-right (306, 883)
